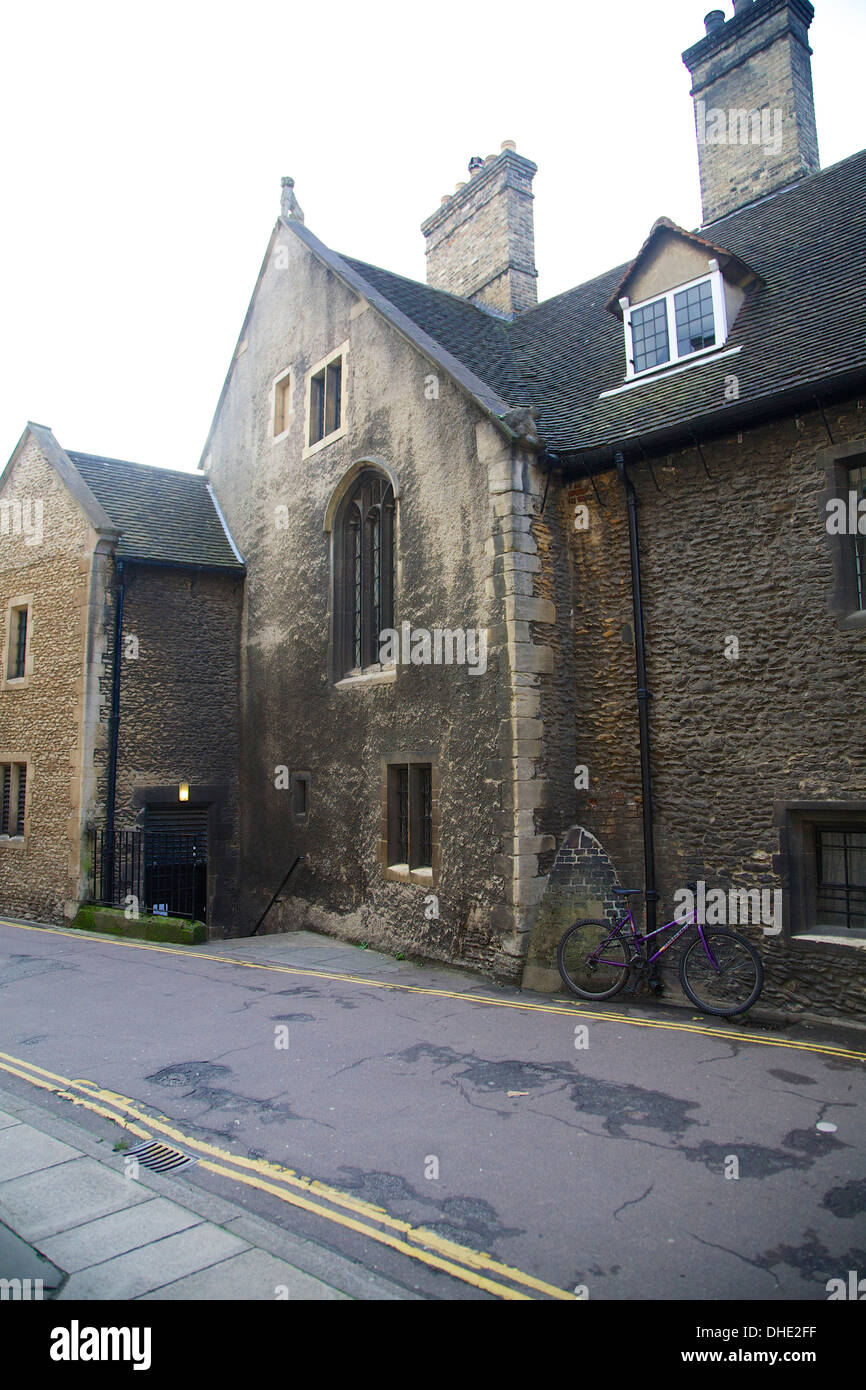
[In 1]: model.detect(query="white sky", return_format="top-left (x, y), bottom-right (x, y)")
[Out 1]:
top-left (2, 0), bottom-right (864, 473)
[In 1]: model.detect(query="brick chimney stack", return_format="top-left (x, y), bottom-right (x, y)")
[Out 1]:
top-left (421, 142), bottom-right (538, 317)
top-left (682, 0), bottom-right (820, 225)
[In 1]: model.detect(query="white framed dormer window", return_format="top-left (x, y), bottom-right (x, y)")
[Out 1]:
top-left (271, 368), bottom-right (293, 442)
top-left (621, 261), bottom-right (728, 380)
top-left (303, 343), bottom-right (349, 458)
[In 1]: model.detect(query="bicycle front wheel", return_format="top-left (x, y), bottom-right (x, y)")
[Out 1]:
top-left (679, 929), bottom-right (764, 1017)
top-left (557, 919), bottom-right (630, 1000)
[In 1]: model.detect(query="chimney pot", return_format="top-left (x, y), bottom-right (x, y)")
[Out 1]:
top-left (501, 139), bottom-right (517, 152)
top-left (468, 156), bottom-right (484, 175)
top-left (704, 10), bottom-right (725, 33)
top-left (732, 0), bottom-right (752, 12)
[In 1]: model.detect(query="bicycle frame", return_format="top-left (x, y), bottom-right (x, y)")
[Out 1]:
top-left (596, 901), bottom-right (723, 973)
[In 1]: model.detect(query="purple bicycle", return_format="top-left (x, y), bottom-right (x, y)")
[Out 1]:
top-left (557, 884), bottom-right (764, 1017)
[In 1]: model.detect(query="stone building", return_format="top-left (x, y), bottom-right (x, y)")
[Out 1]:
top-left (0, 424), bottom-right (243, 928)
top-left (2, 0), bottom-right (864, 1021)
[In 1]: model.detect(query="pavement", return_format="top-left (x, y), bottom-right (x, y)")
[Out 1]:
top-left (1, 916), bottom-right (865, 1302)
top-left (0, 1087), bottom-right (409, 1301)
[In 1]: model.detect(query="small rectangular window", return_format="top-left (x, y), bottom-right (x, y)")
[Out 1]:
top-left (674, 280), bottom-right (716, 357)
top-left (816, 827), bottom-right (866, 931)
top-left (624, 269), bottom-right (726, 379)
top-left (8, 605), bottom-right (29, 680)
top-left (325, 361), bottom-right (341, 436)
top-left (849, 462), bottom-right (866, 611)
top-left (387, 762), bottom-right (432, 870)
top-left (308, 350), bottom-right (344, 447)
top-left (273, 370), bottom-right (292, 438)
top-left (0, 762), bottom-right (27, 836)
top-left (309, 371), bottom-right (326, 445)
top-left (291, 772), bottom-right (310, 824)
top-left (630, 298), bottom-right (670, 373)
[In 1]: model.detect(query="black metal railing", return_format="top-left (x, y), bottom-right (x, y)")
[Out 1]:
top-left (91, 829), bottom-right (207, 922)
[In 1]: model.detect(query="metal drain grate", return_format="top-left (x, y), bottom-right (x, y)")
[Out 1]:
top-left (125, 1141), bottom-right (198, 1173)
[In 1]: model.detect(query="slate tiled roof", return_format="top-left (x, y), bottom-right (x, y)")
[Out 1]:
top-left (338, 255), bottom-right (529, 405)
top-left (340, 148), bottom-right (866, 457)
top-left (67, 452), bottom-right (243, 569)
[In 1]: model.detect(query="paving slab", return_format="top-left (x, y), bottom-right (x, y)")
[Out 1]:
top-left (0, 1111), bottom-right (21, 1132)
top-left (0, 1220), bottom-right (65, 1294)
top-left (0, 1124), bottom-right (79, 1182)
top-left (57, 1223), bottom-right (249, 1299)
top-left (137, 1247), bottom-right (348, 1300)
top-left (38, 1197), bottom-right (203, 1274)
top-left (0, 1156), bottom-right (151, 1242)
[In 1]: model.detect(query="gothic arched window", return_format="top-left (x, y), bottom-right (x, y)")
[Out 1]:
top-left (335, 469), bottom-right (395, 677)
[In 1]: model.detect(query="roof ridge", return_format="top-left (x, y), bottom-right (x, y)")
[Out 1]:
top-left (67, 450), bottom-right (207, 481)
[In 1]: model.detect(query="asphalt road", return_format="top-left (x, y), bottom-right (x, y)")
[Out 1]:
top-left (1, 918), bottom-right (864, 1301)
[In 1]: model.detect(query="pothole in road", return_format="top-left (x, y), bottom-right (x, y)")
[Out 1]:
top-left (146, 1062), bottom-right (232, 1089)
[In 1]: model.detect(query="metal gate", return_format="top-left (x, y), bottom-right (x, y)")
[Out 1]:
top-left (92, 810), bottom-right (208, 922)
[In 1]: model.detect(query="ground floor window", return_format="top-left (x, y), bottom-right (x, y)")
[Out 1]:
top-left (382, 759), bottom-right (437, 884)
top-left (816, 827), bottom-right (866, 932)
top-left (776, 801), bottom-right (866, 940)
top-left (0, 761), bottom-right (27, 837)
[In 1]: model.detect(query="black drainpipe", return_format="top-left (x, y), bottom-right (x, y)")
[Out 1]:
top-left (105, 559), bottom-right (125, 899)
top-left (614, 452), bottom-right (659, 954)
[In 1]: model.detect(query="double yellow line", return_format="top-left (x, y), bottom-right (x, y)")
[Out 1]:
top-left (0, 1048), bottom-right (574, 1301)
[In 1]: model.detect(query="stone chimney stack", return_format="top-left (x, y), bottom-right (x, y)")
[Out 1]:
top-left (421, 142), bottom-right (538, 317)
top-left (682, 0), bottom-right (820, 225)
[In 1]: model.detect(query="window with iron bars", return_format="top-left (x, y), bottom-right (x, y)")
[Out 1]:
top-left (386, 762), bottom-right (433, 870)
top-left (816, 826), bottom-right (866, 932)
top-left (7, 605), bottom-right (28, 680)
top-left (0, 762), bottom-right (27, 836)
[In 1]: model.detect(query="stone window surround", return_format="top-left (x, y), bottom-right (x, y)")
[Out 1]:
top-left (773, 799), bottom-right (866, 950)
top-left (0, 753), bottom-right (30, 845)
top-left (379, 754), bottom-right (439, 888)
top-left (302, 341), bottom-right (350, 460)
top-left (819, 438), bottom-right (866, 632)
top-left (620, 263), bottom-right (729, 381)
top-left (270, 367), bottom-right (293, 443)
top-left (2, 592), bottom-right (34, 690)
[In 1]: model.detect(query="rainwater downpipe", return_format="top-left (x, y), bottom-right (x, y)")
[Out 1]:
top-left (105, 559), bottom-right (125, 897)
top-left (614, 451), bottom-right (659, 953)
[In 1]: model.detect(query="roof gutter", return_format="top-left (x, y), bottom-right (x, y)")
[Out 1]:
top-left (105, 559), bottom-right (125, 866)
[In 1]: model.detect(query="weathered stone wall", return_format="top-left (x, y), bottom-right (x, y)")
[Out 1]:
top-left (0, 436), bottom-right (98, 922)
top-left (526, 398), bottom-right (866, 1022)
top-left (111, 562), bottom-right (243, 928)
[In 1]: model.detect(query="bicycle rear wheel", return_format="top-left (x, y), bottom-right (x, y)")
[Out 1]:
top-left (678, 928), bottom-right (764, 1017)
top-left (557, 919), bottom-right (630, 1000)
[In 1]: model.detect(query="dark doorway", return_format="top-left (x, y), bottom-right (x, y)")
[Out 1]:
top-left (144, 804), bottom-right (209, 922)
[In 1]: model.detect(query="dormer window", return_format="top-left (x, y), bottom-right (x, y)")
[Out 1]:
top-left (622, 262), bottom-right (728, 379)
